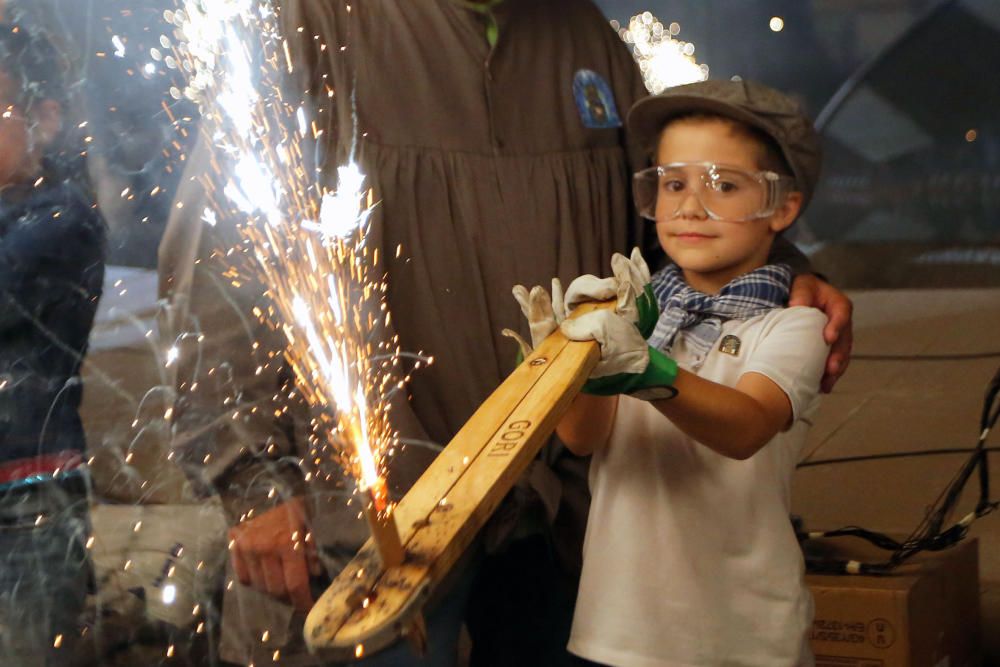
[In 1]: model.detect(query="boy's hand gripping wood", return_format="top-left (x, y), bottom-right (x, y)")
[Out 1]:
top-left (303, 302), bottom-right (609, 660)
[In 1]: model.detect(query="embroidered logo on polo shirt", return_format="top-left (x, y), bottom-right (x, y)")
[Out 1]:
top-left (719, 335), bottom-right (742, 356)
top-left (572, 69), bottom-right (621, 129)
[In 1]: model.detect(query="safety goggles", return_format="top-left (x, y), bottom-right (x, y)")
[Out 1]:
top-left (633, 162), bottom-right (795, 222)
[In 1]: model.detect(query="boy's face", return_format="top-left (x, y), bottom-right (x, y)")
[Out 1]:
top-left (653, 117), bottom-right (801, 294)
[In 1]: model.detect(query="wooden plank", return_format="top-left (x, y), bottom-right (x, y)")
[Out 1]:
top-left (304, 304), bottom-right (606, 659)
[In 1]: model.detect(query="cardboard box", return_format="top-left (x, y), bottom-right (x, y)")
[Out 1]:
top-left (806, 537), bottom-right (981, 667)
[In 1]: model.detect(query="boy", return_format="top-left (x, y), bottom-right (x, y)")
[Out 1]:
top-left (0, 23), bottom-right (105, 665)
top-left (514, 80), bottom-right (828, 665)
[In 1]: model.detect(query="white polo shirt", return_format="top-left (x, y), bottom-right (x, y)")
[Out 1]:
top-left (569, 306), bottom-right (829, 667)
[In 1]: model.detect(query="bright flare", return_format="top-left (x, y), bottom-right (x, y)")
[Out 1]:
top-left (170, 0), bottom-right (409, 506)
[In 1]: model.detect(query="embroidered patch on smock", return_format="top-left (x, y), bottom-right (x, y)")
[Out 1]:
top-left (572, 69), bottom-right (621, 129)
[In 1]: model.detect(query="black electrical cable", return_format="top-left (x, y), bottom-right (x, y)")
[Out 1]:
top-left (975, 365), bottom-right (1000, 518)
top-left (800, 363), bottom-right (1000, 575)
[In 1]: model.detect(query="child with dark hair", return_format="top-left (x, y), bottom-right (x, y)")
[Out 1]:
top-left (0, 22), bottom-right (105, 665)
top-left (515, 79), bottom-right (828, 666)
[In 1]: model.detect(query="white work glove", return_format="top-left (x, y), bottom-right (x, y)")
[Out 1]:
top-left (503, 278), bottom-right (566, 358)
top-left (563, 248), bottom-right (657, 338)
top-left (503, 248), bottom-right (656, 361)
top-left (560, 309), bottom-right (678, 400)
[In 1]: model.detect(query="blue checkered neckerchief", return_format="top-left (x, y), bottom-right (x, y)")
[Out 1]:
top-left (648, 263), bottom-right (792, 363)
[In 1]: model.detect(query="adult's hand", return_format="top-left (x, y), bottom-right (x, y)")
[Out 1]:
top-left (788, 274), bottom-right (853, 393)
top-left (228, 497), bottom-right (321, 612)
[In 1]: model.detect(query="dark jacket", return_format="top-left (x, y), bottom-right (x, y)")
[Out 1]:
top-left (0, 176), bottom-right (105, 463)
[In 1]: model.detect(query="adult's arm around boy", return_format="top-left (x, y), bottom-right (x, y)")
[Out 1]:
top-left (771, 235), bottom-right (853, 392)
top-left (789, 274), bottom-right (853, 393)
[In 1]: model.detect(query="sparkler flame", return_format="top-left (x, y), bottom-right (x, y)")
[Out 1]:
top-left (170, 0), bottom-right (399, 504)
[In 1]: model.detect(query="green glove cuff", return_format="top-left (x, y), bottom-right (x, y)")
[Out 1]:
top-left (643, 345), bottom-right (679, 389)
top-left (582, 346), bottom-right (678, 399)
top-left (636, 284), bottom-right (659, 339)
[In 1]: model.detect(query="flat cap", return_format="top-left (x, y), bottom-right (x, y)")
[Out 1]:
top-left (628, 79), bottom-right (822, 207)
